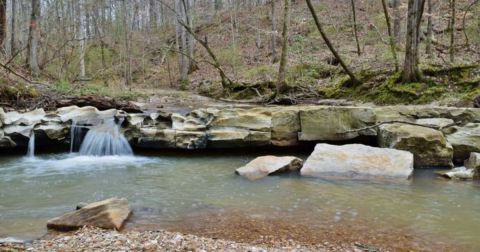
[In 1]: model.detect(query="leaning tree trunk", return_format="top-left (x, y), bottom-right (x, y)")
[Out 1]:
top-left (27, 0), bottom-right (41, 77)
top-left (305, 0), bottom-right (360, 85)
top-left (276, 0), bottom-right (291, 94)
top-left (402, 0), bottom-right (426, 83)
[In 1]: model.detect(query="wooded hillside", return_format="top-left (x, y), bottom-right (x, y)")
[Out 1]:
top-left (0, 0), bottom-right (479, 108)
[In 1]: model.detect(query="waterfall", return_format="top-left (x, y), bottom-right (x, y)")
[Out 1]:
top-left (27, 132), bottom-right (35, 158)
top-left (78, 118), bottom-right (133, 156)
top-left (70, 121), bottom-right (83, 153)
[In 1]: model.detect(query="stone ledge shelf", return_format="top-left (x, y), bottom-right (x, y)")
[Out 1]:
top-left (1, 105), bottom-right (479, 168)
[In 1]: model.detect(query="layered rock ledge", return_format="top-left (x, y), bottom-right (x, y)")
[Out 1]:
top-left (1, 105), bottom-right (479, 168)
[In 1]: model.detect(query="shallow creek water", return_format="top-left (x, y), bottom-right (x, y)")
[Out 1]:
top-left (0, 152), bottom-right (479, 250)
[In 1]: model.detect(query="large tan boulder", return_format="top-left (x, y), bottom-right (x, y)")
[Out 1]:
top-left (378, 124), bottom-right (453, 168)
top-left (47, 198), bottom-right (131, 231)
top-left (236, 156), bottom-right (303, 181)
top-left (301, 144), bottom-right (414, 180)
top-left (298, 107), bottom-right (376, 141)
top-left (445, 123), bottom-right (480, 162)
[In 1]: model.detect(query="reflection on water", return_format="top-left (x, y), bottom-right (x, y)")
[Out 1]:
top-left (0, 153), bottom-right (479, 249)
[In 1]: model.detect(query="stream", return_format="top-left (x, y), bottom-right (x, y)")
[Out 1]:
top-left (0, 152), bottom-right (480, 249)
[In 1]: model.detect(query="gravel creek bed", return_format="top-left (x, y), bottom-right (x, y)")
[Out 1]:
top-left (0, 227), bottom-right (366, 252)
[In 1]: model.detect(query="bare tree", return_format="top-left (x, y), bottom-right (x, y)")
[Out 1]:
top-left (277, 0), bottom-right (290, 94)
top-left (350, 0), bottom-right (361, 56)
top-left (270, 0), bottom-right (277, 62)
top-left (425, 0), bottom-right (433, 56)
top-left (449, 0), bottom-right (455, 63)
top-left (402, 0), bottom-right (426, 83)
top-left (305, 0), bottom-right (359, 85)
top-left (381, 0), bottom-right (399, 71)
top-left (0, 0), bottom-right (6, 50)
top-left (392, 0), bottom-right (401, 43)
top-left (27, 0), bottom-right (41, 76)
top-left (10, 0), bottom-right (16, 55)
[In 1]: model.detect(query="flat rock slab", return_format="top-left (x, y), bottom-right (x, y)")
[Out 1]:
top-left (301, 144), bottom-right (414, 180)
top-left (47, 198), bottom-right (131, 231)
top-left (236, 156), bottom-right (303, 181)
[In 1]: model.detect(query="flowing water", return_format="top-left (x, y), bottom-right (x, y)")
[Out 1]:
top-left (0, 152), bottom-right (480, 250)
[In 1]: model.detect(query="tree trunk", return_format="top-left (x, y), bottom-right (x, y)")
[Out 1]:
top-left (381, 0), bottom-right (399, 71)
top-left (270, 0), bottom-right (277, 62)
top-left (121, 0), bottom-right (131, 86)
top-left (150, 0), bottom-right (157, 30)
top-left (176, 0), bottom-right (189, 83)
top-left (350, 0), bottom-right (361, 56)
top-left (392, 0), bottom-right (401, 43)
top-left (79, 0), bottom-right (86, 80)
top-left (425, 0), bottom-right (433, 56)
top-left (27, 0), bottom-right (41, 77)
top-left (0, 0), bottom-right (6, 50)
top-left (449, 0), bottom-right (455, 63)
top-left (402, 0), bottom-right (426, 83)
top-left (305, 0), bottom-right (359, 85)
top-left (277, 0), bottom-right (290, 94)
top-left (10, 0), bottom-right (16, 55)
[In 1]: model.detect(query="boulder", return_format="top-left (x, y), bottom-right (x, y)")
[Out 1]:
top-left (436, 167), bottom-right (474, 180)
top-left (445, 123), bottom-right (480, 162)
top-left (47, 198), bottom-right (131, 231)
top-left (298, 107), bottom-right (376, 141)
top-left (235, 156), bottom-right (303, 181)
top-left (378, 124), bottom-right (453, 168)
top-left (301, 144), bottom-right (414, 180)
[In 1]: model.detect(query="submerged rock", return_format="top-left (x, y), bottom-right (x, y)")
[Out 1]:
top-left (436, 167), bottom-right (474, 180)
top-left (235, 156), bottom-right (303, 181)
top-left (378, 124), bottom-right (453, 168)
top-left (445, 123), bottom-right (480, 162)
top-left (47, 197), bottom-right (131, 231)
top-left (301, 144), bottom-right (414, 180)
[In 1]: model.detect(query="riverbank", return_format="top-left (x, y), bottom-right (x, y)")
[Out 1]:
top-left (1, 226), bottom-right (354, 252)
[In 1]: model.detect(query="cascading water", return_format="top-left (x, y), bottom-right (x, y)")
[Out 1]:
top-left (69, 121), bottom-right (83, 153)
top-left (78, 118), bottom-right (133, 156)
top-left (27, 131), bottom-right (35, 158)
